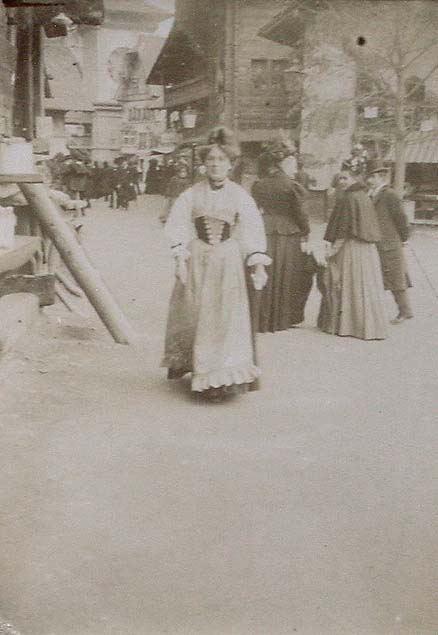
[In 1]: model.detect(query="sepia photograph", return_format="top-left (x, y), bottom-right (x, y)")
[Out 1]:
top-left (0, 0), bottom-right (437, 633)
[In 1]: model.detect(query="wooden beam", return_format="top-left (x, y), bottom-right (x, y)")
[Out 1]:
top-left (18, 182), bottom-right (137, 345)
top-left (0, 273), bottom-right (55, 306)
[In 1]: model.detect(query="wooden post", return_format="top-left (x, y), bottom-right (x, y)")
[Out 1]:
top-left (13, 7), bottom-right (35, 140)
top-left (19, 182), bottom-right (137, 345)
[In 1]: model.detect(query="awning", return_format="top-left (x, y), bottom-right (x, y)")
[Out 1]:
top-left (149, 146), bottom-right (176, 154)
top-left (386, 131), bottom-right (438, 163)
top-left (147, 24), bottom-right (206, 85)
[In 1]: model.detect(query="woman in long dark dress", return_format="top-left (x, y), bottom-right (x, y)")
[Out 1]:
top-left (145, 159), bottom-right (161, 194)
top-left (251, 151), bottom-right (312, 332)
top-left (318, 165), bottom-right (387, 340)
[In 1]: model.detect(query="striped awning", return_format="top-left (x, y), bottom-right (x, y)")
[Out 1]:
top-left (386, 130), bottom-right (438, 163)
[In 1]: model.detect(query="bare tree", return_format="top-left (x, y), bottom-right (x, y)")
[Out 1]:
top-left (290, 0), bottom-right (438, 194)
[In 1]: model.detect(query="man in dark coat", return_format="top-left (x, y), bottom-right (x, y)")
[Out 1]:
top-left (368, 167), bottom-right (413, 324)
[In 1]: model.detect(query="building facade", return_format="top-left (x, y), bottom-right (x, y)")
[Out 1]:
top-left (0, 3), bottom-right (15, 137)
top-left (261, 0), bottom-right (438, 193)
top-left (41, 0), bottom-right (171, 161)
top-left (148, 0), bottom-right (295, 166)
top-left (115, 33), bottom-right (167, 166)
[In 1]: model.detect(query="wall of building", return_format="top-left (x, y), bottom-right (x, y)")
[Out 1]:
top-left (92, 104), bottom-right (123, 162)
top-left (0, 4), bottom-right (16, 136)
top-left (234, 0), bottom-right (293, 140)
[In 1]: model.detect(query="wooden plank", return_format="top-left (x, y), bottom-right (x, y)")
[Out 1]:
top-left (0, 236), bottom-right (41, 274)
top-left (0, 273), bottom-right (55, 306)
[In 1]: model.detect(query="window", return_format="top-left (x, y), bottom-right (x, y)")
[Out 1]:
top-left (250, 59), bottom-right (289, 92)
top-left (139, 132), bottom-right (150, 149)
top-left (122, 128), bottom-right (137, 147)
top-left (251, 59), bottom-right (269, 91)
top-left (271, 59), bottom-right (289, 89)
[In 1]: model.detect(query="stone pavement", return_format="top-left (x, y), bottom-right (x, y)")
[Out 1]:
top-left (0, 195), bottom-right (437, 635)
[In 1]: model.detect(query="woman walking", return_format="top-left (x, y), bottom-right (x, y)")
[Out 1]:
top-left (251, 150), bottom-right (312, 332)
top-left (318, 164), bottom-right (387, 340)
top-left (161, 127), bottom-right (271, 401)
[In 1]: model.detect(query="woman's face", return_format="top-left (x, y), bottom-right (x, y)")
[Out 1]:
top-left (205, 146), bottom-right (232, 182)
top-left (177, 165), bottom-right (189, 178)
top-left (338, 171), bottom-right (354, 191)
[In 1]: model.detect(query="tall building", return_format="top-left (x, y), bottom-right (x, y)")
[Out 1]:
top-left (148, 0), bottom-right (294, 168)
top-left (44, 0), bottom-right (172, 161)
top-left (115, 33), bottom-right (167, 166)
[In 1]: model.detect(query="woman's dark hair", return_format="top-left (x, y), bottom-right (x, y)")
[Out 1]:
top-left (199, 126), bottom-right (241, 163)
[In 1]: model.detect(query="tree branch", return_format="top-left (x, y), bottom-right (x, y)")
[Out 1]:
top-left (404, 39), bottom-right (438, 70)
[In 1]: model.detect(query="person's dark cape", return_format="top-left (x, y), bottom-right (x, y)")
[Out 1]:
top-left (324, 182), bottom-right (382, 243)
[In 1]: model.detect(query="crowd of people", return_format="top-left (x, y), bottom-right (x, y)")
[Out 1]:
top-left (36, 135), bottom-right (412, 404)
top-left (46, 150), bottom-right (143, 212)
top-left (159, 126), bottom-right (413, 403)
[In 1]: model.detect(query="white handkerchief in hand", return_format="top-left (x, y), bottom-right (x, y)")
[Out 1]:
top-left (251, 265), bottom-right (268, 290)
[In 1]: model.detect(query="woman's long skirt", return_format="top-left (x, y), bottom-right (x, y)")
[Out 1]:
top-left (162, 237), bottom-right (260, 392)
top-left (258, 233), bottom-right (314, 333)
top-left (318, 239), bottom-right (387, 340)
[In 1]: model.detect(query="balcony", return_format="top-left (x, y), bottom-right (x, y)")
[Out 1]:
top-left (164, 76), bottom-right (210, 110)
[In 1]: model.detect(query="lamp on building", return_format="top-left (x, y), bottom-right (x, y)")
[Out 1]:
top-left (181, 107), bottom-right (198, 130)
top-left (181, 107), bottom-right (199, 182)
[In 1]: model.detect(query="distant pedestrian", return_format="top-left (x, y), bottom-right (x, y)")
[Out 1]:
top-left (60, 152), bottom-right (90, 214)
top-left (318, 163), bottom-right (387, 340)
top-left (109, 163), bottom-right (120, 208)
top-left (160, 158), bottom-right (191, 224)
top-left (145, 158), bottom-right (161, 194)
top-left (368, 167), bottom-right (413, 324)
top-left (101, 161), bottom-right (113, 202)
top-left (252, 150), bottom-right (313, 332)
top-left (115, 159), bottom-right (136, 210)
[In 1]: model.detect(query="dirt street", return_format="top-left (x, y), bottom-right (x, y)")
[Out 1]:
top-left (0, 196), bottom-right (437, 635)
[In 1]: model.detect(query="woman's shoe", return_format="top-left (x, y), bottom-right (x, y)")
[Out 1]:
top-left (390, 314), bottom-right (413, 325)
top-left (167, 368), bottom-right (190, 379)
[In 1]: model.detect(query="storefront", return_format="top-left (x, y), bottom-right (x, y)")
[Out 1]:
top-left (387, 130), bottom-right (438, 223)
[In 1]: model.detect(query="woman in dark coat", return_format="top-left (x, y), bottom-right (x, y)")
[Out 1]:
top-left (115, 160), bottom-right (135, 210)
top-left (318, 165), bottom-right (387, 340)
top-left (101, 161), bottom-right (113, 201)
top-left (145, 159), bottom-right (161, 194)
top-left (251, 150), bottom-right (312, 332)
